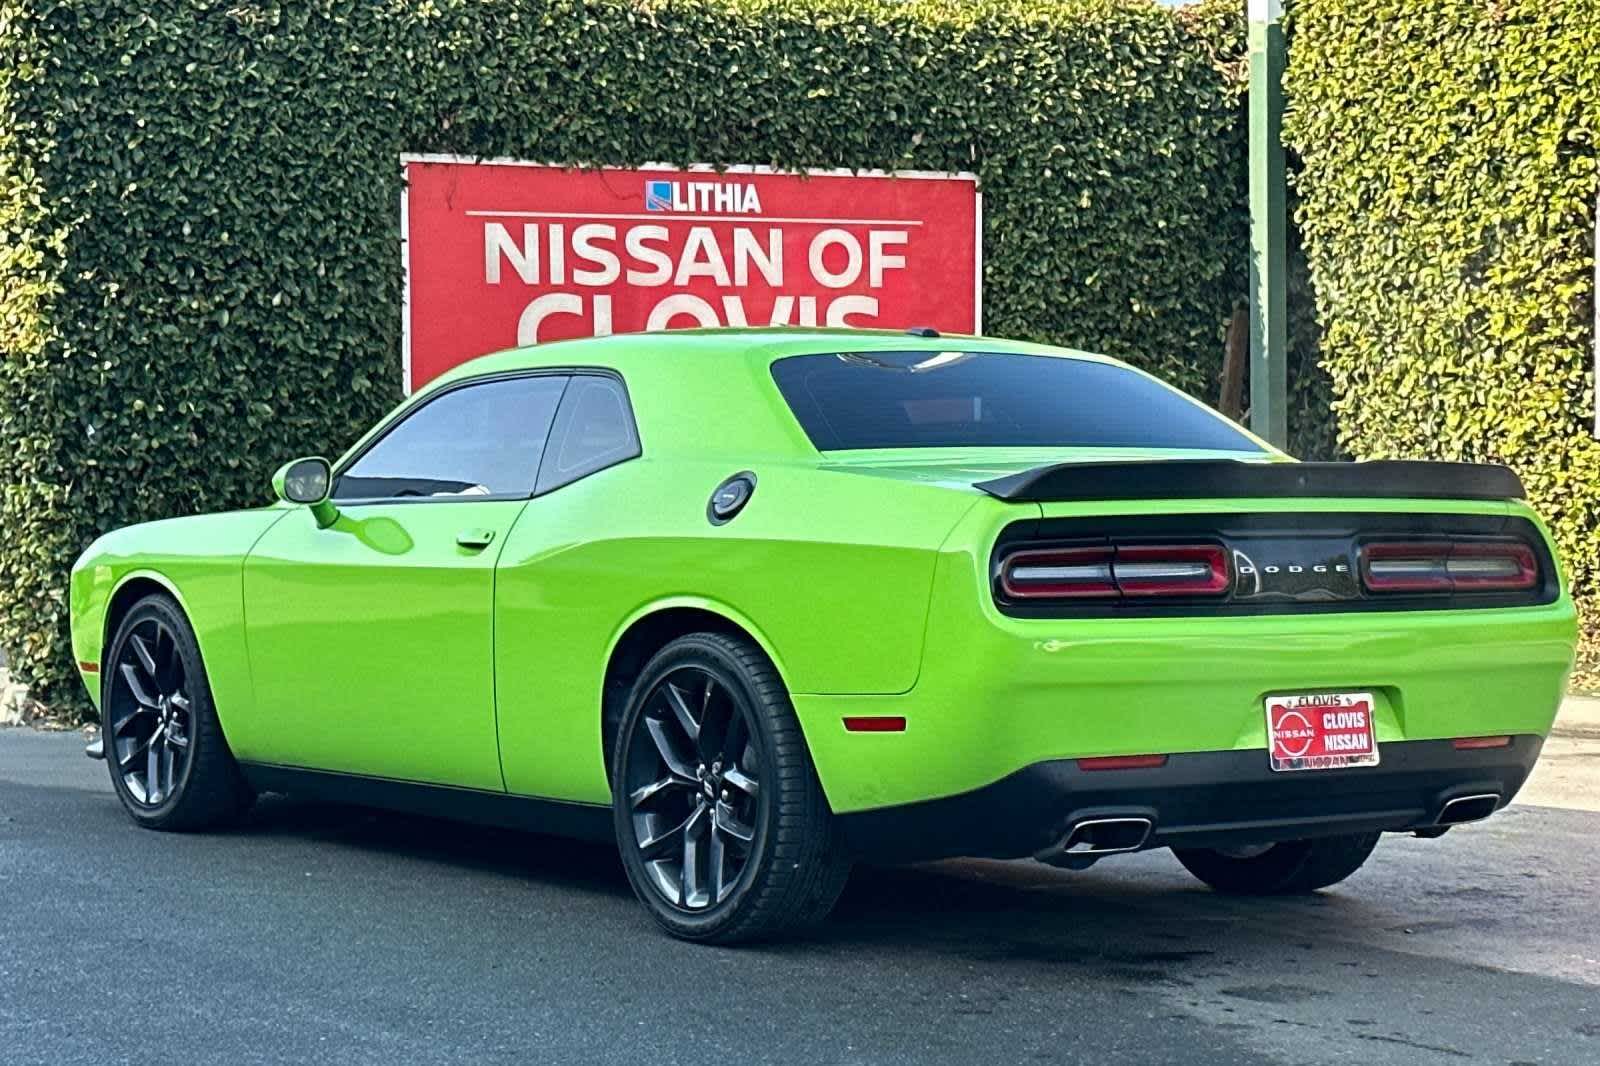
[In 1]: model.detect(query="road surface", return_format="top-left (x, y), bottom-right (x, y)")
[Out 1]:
top-left (2, 727), bottom-right (1597, 1065)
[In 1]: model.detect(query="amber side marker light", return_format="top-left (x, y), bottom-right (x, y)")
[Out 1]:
top-left (1452, 736), bottom-right (1512, 750)
top-left (1077, 754), bottom-right (1169, 771)
top-left (843, 716), bottom-right (907, 733)
top-left (78, 660), bottom-right (99, 673)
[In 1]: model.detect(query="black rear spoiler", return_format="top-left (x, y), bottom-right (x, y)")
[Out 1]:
top-left (974, 459), bottom-right (1525, 503)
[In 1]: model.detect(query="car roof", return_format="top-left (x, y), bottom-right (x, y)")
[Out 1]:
top-left (399, 329), bottom-right (1165, 464)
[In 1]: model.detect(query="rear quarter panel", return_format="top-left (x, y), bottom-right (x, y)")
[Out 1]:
top-left (491, 458), bottom-right (979, 803)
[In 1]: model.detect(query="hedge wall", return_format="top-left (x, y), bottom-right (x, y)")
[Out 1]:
top-left (1, 0), bottom-right (1284, 711)
top-left (1283, 0), bottom-right (1600, 671)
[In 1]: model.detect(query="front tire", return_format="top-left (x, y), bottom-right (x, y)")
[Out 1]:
top-left (102, 594), bottom-right (253, 830)
top-left (611, 632), bottom-right (850, 943)
top-left (1173, 832), bottom-right (1382, 895)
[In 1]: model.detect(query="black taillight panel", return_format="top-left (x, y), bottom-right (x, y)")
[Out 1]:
top-left (1358, 538), bottom-right (1538, 594)
top-left (992, 512), bottom-right (1558, 618)
top-left (999, 543), bottom-right (1230, 602)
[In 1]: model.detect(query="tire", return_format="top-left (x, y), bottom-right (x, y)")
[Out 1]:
top-left (1173, 832), bottom-right (1383, 895)
top-left (611, 632), bottom-right (850, 943)
top-left (101, 593), bottom-right (253, 831)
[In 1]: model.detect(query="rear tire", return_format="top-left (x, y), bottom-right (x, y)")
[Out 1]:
top-left (1173, 832), bottom-right (1382, 894)
top-left (611, 632), bottom-right (850, 943)
top-left (102, 594), bottom-right (253, 831)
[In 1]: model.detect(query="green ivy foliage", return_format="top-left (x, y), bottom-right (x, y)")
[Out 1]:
top-left (1284, 0), bottom-right (1600, 639)
top-left (1, 0), bottom-right (1275, 711)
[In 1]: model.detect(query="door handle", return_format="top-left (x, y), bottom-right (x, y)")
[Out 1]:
top-left (456, 528), bottom-right (496, 550)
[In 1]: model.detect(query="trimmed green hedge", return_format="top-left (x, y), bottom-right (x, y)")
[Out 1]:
top-left (1, 0), bottom-right (1288, 711)
top-left (1284, 0), bottom-right (1599, 638)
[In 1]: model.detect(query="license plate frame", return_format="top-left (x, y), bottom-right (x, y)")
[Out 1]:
top-left (1265, 692), bottom-right (1379, 772)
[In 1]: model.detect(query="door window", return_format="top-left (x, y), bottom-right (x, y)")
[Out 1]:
top-left (334, 374), bottom-right (568, 501)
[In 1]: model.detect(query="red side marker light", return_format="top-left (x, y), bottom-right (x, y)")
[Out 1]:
top-left (1452, 735), bottom-right (1512, 750)
top-left (78, 660), bottom-right (100, 674)
top-left (1076, 754), bottom-right (1169, 771)
top-left (843, 716), bottom-right (906, 733)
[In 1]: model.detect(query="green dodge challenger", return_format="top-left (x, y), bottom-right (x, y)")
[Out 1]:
top-left (70, 329), bottom-right (1577, 942)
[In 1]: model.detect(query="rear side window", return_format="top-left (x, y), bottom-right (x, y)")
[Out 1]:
top-left (535, 374), bottom-right (641, 494)
top-left (770, 351), bottom-right (1263, 453)
top-left (334, 374), bottom-right (568, 500)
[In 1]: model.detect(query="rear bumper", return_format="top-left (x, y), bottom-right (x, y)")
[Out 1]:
top-left (836, 736), bottom-right (1543, 863)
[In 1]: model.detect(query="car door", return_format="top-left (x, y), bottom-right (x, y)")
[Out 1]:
top-left (491, 372), bottom-right (648, 801)
top-left (241, 371), bottom-right (570, 789)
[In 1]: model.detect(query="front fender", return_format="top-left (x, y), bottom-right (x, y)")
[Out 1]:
top-left (69, 507), bottom-right (290, 718)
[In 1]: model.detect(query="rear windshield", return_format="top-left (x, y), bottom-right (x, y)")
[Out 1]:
top-left (769, 351), bottom-right (1264, 453)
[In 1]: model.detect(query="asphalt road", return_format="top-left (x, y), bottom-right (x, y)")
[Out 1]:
top-left (2, 730), bottom-right (1598, 1066)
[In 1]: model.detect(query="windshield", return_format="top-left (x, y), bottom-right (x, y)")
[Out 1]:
top-left (769, 350), bottom-right (1264, 453)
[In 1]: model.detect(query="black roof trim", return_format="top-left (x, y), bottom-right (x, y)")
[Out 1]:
top-left (975, 459), bottom-right (1526, 503)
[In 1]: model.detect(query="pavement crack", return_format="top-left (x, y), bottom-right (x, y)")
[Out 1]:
top-left (1354, 1032), bottom-right (1470, 1058)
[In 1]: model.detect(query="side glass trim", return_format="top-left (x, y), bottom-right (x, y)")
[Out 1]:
top-left (330, 368), bottom-right (573, 505)
top-left (532, 371), bottom-right (643, 497)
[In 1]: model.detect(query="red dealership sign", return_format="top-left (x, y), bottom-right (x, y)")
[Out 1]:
top-left (400, 156), bottom-right (982, 391)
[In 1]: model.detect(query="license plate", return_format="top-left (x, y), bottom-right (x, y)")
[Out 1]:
top-left (1265, 692), bottom-right (1379, 772)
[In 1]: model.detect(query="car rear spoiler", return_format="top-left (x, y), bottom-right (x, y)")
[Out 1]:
top-left (974, 459), bottom-right (1525, 503)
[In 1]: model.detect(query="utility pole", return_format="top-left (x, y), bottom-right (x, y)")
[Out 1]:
top-left (1249, 0), bottom-right (1288, 448)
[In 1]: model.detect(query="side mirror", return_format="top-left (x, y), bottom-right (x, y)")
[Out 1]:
top-left (271, 456), bottom-right (339, 528)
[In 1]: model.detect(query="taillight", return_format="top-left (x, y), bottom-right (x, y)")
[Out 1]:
top-left (999, 546), bottom-right (1116, 599)
top-left (1360, 540), bottom-right (1537, 594)
top-left (1112, 545), bottom-right (1231, 597)
top-left (999, 543), bottom-right (1229, 601)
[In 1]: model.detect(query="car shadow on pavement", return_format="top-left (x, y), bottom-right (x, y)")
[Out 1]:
top-left (821, 857), bottom-right (1374, 963)
top-left (229, 794), bottom-right (631, 894)
top-left (227, 793), bottom-right (1395, 968)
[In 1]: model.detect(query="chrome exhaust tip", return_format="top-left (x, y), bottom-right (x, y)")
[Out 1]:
top-left (1036, 816), bottom-right (1154, 866)
top-left (1436, 792), bottom-right (1500, 826)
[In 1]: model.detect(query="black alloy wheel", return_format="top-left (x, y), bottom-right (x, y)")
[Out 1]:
top-left (108, 616), bottom-right (194, 807)
top-left (103, 594), bottom-right (252, 830)
top-left (612, 632), bottom-right (850, 943)
top-left (622, 665), bottom-right (761, 909)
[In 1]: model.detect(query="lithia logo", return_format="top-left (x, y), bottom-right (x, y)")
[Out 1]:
top-left (645, 179), bottom-right (763, 214)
